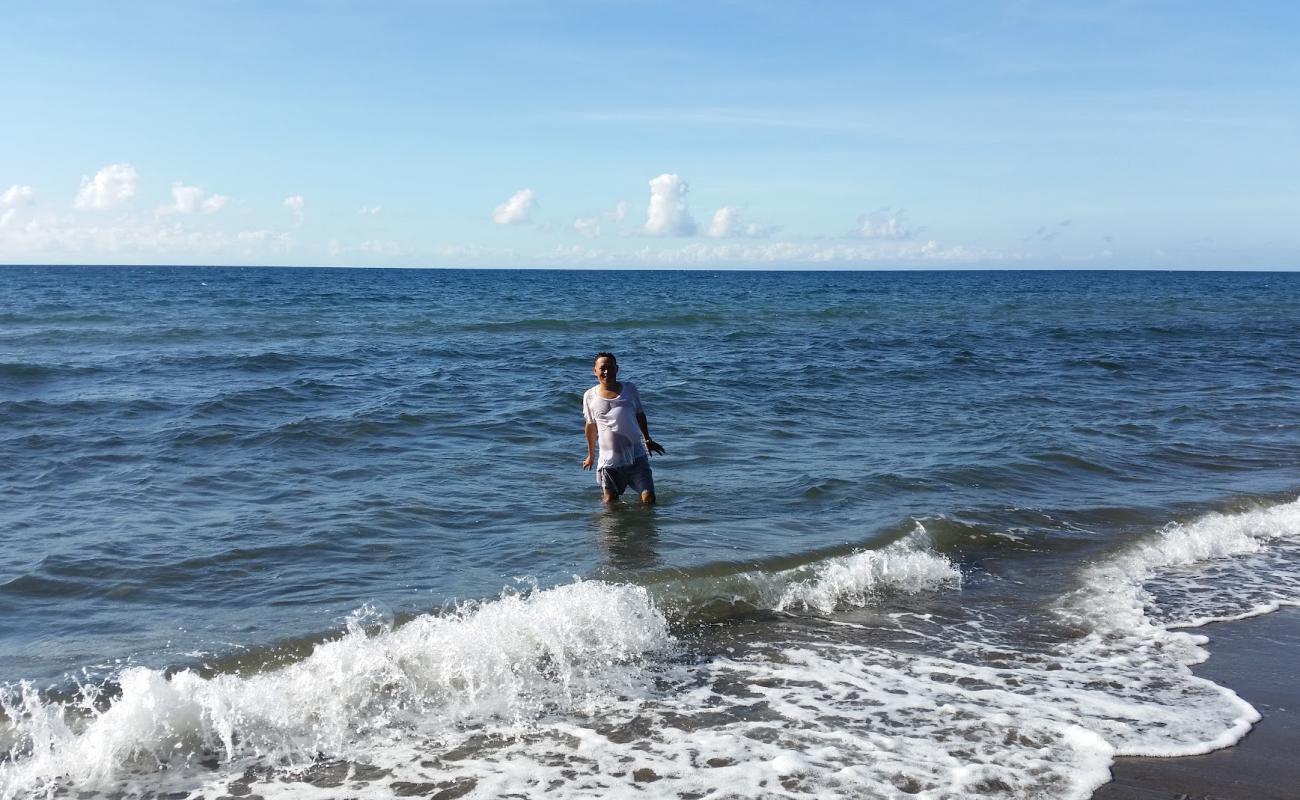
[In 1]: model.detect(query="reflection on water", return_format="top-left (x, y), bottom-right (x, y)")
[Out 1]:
top-left (591, 503), bottom-right (660, 571)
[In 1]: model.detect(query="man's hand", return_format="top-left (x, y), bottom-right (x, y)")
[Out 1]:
top-left (645, 438), bottom-right (665, 456)
top-left (582, 454), bottom-right (594, 470)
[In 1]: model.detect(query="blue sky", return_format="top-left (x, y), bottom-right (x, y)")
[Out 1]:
top-left (2, 1), bottom-right (1297, 268)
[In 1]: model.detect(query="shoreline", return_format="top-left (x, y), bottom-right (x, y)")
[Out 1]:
top-left (1093, 605), bottom-right (1300, 800)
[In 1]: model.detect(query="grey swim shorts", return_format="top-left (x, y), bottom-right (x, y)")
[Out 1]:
top-left (597, 457), bottom-right (655, 496)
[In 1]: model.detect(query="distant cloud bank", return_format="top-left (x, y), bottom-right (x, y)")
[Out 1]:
top-left (1, 163), bottom-right (1049, 269)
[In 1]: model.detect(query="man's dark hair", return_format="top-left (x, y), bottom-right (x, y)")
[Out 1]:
top-left (594, 351), bottom-right (616, 363)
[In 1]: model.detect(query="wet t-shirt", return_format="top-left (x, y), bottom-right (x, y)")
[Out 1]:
top-left (583, 382), bottom-right (647, 468)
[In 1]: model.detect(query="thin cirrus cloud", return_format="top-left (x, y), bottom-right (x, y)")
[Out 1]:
top-left (73, 163), bottom-right (138, 210)
top-left (492, 189), bottom-right (536, 225)
top-left (644, 173), bottom-right (695, 236)
top-left (159, 182), bottom-right (228, 215)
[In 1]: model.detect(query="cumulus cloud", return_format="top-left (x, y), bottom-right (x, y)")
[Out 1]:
top-left (284, 195), bottom-right (305, 225)
top-left (707, 206), bottom-right (773, 239)
top-left (74, 164), bottom-right (138, 210)
top-left (613, 200), bottom-right (630, 222)
top-left (359, 205), bottom-right (382, 216)
top-left (853, 208), bottom-right (911, 240)
top-left (645, 173), bottom-right (695, 236)
top-left (574, 216), bottom-right (601, 237)
top-left (492, 188), bottom-right (536, 224)
top-left (2, 185), bottom-right (35, 209)
top-left (160, 182), bottom-right (228, 215)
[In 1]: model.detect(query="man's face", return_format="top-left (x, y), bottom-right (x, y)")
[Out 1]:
top-left (593, 357), bottom-right (618, 384)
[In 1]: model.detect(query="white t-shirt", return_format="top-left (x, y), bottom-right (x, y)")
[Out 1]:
top-left (583, 382), bottom-right (647, 468)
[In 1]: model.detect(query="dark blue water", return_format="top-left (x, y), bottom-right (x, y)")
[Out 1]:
top-left (2, 267), bottom-right (1299, 799)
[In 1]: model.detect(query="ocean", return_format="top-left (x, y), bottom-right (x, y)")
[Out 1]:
top-left (1, 266), bottom-right (1298, 799)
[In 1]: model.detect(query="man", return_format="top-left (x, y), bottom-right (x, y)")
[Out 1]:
top-left (581, 352), bottom-right (665, 504)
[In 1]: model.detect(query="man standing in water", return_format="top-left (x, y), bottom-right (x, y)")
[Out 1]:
top-left (582, 352), bottom-right (665, 504)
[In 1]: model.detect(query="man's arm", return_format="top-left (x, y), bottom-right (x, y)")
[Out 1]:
top-left (582, 421), bottom-right (598, 469)
top-left (636, 411), bottom-right (665, 455)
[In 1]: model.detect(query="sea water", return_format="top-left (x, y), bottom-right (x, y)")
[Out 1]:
top-left (1, 266), bottom-right (1298, 798)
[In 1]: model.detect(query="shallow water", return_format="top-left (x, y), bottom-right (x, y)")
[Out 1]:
top-left (1, 267), bottom-right (1298, 798)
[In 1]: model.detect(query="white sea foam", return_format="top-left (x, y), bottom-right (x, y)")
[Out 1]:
top-left (4, 501), bottom-right (1297, 800)
top-left (1060, 497), bottom-right (1300, 635)
top-left (645, 523), bottom-right (960, 620)
top-left (773, 532), bottom-right (962, 613)
top-left (0, 581), bottom-right (671, 799)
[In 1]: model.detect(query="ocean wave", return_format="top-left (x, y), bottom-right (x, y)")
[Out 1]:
top-left (0, 581), bottom-right (670, 799)
top-left (2, 503), bottom-right (1297, 800)
top-left (1063, 497), bottom-right (1300, 635)
top-left (458, 311), bottom-right (732, 334)
top-left (593, 502), bottom-right (1297, 799)
top-left (459, 317), bottom-right (577, 333)
top-left (772, 536), bottom-right (961, 613)
top-left (0, 362), bottom-right (104, 382)
top-left (645, 526), bottom-right (962, 621)
top-left (1021, 497), bottom-right (1300, 761)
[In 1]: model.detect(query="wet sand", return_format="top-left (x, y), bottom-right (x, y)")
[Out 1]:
top-left (1093, 606), bottom-right (1300, 800)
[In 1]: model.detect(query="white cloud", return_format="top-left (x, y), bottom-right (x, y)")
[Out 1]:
top-left (237, 229), bottom-right (295, 254)
top-left (633, 239), bottom-right (991, 266)
top-left (573, 200), bottom-right (633, 238)
top-left (284, 195), bottom-right (305, 225)
top-left (328, 238), bottom-right (407, 258)
top-left (2, 185), bottom-right (35, 209)
top-left (492, 188), bottom-right (536, 224)
top-left (527, 237), bottom-right (1009, 269)
top-left (853, 208), bottom-right (911, 240)
top-left (707, 206), bottom-right (739, 238)
top-left (160, 182), bottom-right (228, 215)
top-left (645, 173), bottom-right (695, 236)
top-left (707, 206), bottom-right (773, 239)
top-left (359, 205), bottom-right (382, 216)
top-left (73, 164), bottom-right (138, 210)
top-left (0, 211), bottom-right (260, 259)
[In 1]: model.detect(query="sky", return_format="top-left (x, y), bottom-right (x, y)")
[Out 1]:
top-left (2, 0), bottom-right (1298, 269)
